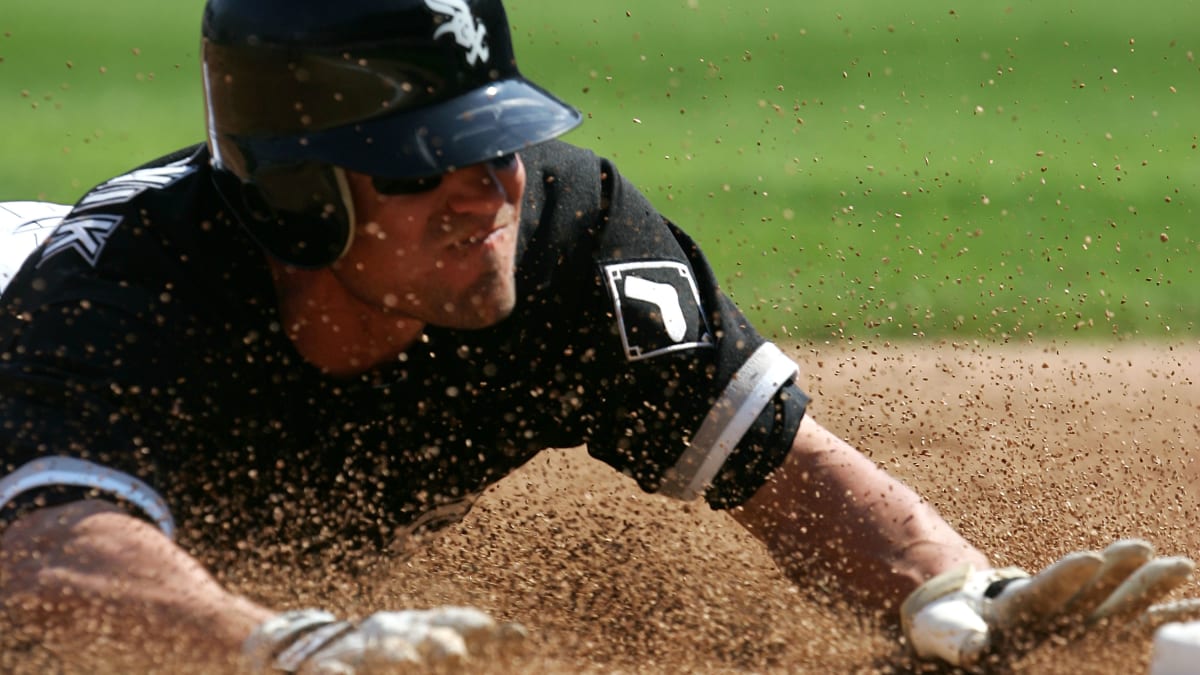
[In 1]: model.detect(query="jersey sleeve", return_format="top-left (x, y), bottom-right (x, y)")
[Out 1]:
top-left (0, 151), bottom-right (210, 536)
top-left (0, 271), bottom-right (185, 536)
top-left (518, 141), bottom-right (809, 510)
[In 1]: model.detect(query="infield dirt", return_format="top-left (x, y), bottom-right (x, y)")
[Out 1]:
top-left (23, 339), bottom-right (1200, 673)
top-left (230, 339), bottom-right (1198, 674)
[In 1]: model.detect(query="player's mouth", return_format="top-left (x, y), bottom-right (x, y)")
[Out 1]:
top-left (445, 215), bottom-right (517, 251)
top-left (438, 204), bottom-right (519, 251)
top-left (450, 225), bottom-right (505, 250)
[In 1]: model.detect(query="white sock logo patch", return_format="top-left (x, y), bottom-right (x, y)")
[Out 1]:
top-left (623, 275), bottom-right (687, 343)
top-left (603, 261), bottom-right (714, 362)
top-left (425, 0), bottom-right (490, 66)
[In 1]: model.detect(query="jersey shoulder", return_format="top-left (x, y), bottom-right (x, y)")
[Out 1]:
top-left (27, 145), bottom-right (210, 278)
top-left (517, 139), bottom-right (666, 243)
top-left (0, 144), bottom-right (258, 326)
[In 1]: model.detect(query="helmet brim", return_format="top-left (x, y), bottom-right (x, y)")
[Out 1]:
top-left (238, 77), bottom-right (582, 179)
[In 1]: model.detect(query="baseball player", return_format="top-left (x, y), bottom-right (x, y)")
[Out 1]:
top-left (1, 0), bottom-right (1194, 672)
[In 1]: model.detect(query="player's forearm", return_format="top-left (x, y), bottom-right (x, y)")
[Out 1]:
top-left (734, 416), bottom-right (989, 612)
top-left (0, 499), bottom-right (274, 671)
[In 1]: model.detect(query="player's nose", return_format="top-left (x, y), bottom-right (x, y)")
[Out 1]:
top-left (444, 157), bottom-right (520, 214)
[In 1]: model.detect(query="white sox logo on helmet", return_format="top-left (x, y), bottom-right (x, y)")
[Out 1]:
top-left (425, 0), bottom-right (490, 65)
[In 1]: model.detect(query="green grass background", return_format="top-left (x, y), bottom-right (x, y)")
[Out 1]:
top-left (2, 1), bottom-right (1197, 341)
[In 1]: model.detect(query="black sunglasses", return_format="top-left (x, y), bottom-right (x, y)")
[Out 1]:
top-left (371, 153), bottom-right (519, 195)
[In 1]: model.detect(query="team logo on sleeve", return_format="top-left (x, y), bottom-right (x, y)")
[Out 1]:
top-left (602, 261), bottom-right (714, 362)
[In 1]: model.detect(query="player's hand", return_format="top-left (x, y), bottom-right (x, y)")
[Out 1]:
top-left (242, 606), bottom-right (527, 673)
top-left (900, 539), bottom-right (1195, 669)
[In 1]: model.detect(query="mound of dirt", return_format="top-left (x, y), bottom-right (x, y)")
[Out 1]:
top-left (232, 338), bottom-right (1198, 674)
top-left (14, 339), bottom-right (1193, 673)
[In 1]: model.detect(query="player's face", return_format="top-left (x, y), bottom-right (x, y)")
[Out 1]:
top-left (335, 156), bottom-right (525, 329)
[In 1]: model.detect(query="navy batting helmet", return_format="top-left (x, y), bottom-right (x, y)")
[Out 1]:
top-left (202, 0), bottom-right (582, 267)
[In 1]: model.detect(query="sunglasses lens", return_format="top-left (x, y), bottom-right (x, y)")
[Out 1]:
top-left (488, 153), bottom-right (518, 171)
top-left (370, 154), bottom-right (517, 195)
top-left (371, 174), bottom-right (442, 195)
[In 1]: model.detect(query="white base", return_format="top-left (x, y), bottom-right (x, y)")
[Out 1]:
top-left (1151, 621), bottom-right (1200, 675)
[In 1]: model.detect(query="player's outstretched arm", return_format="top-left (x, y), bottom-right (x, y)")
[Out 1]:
top-left (731, 414), bottom-right (988, 610)
top-left (0, 499), bottom-right (274, 671)
top-left (1, 499), bottom-right (528, 673)
top-left (730, 415), bottom-right (1196, 669)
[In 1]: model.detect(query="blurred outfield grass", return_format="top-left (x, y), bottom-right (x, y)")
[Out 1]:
top-left (1, 1), bottom-right (1196, 341)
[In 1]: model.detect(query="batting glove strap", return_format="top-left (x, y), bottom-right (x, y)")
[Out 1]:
top-left (244, 606), bottom-right (529, 673)
top-left (274, 620), bottom-right (356, 672)
top-left (901, 564), bottom-right (1029, 667)
top-left (243, 609), bottom-right (353, 673)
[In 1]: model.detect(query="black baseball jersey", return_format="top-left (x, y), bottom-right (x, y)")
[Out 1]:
top-left (0, 140), bottom-right (808, 560)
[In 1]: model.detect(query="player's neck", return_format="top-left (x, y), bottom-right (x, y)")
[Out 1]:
top-left (267, 259), bottom-right (424, 377)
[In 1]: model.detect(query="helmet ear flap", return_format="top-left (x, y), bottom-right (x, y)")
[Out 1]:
top-left (216, 163), bottom-right (355, 268)
top-left (236, 181), bottom-right (275, 223)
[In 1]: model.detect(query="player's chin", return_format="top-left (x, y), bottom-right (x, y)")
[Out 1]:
top-left (441, 280), bottom-right (517, 329)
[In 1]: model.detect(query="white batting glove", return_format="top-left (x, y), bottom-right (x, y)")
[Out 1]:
top-left (900, 539), bottom-right (1195, 669)
top-left (243, 606), bottom-right (527, 674)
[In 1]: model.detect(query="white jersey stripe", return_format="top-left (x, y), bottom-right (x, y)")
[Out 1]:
top-left (76, 162), bottom-right (195, 210)
top-left (0, 456), bottom-right (176, 538)
top-left (657, 342), bottom-right (799, 501)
